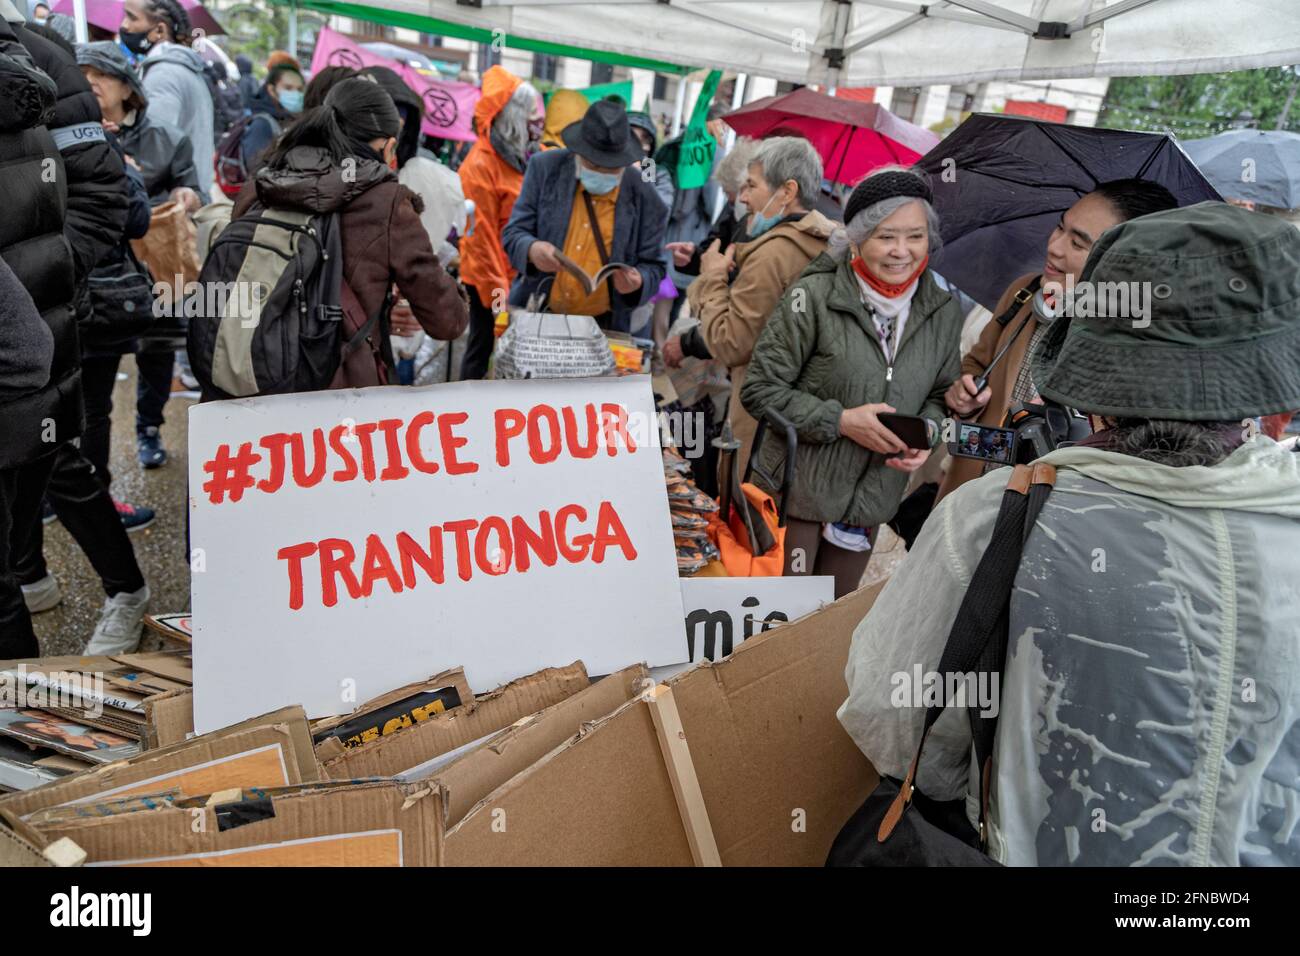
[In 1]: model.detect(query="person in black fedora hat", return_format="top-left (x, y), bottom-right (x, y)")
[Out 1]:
top-left (838, 201), bottom-right (1300, 866)
top-left (501, 98), bottom-right (667, 332)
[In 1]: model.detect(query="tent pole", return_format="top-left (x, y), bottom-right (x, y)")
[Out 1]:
top-left (289, 0), bottom-right (299, 61)
top-left (715, 71), bottom-right (747, 220)
top-left (671, 75), bottom-right (688, 137)
top-left (71, 0), bottom-right (88, 44)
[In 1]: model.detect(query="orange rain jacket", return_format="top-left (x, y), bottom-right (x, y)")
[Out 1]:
top-left (457, 65), bottom-right (524, 306)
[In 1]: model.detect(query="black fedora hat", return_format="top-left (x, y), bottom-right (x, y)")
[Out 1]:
top-left (561, 99), bottom-right (644, 168)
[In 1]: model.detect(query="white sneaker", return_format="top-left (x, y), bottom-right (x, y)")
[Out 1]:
top-left (21, 574), bottom-right (61, 614)
top-left (84, 585), bottom-right (151, 655)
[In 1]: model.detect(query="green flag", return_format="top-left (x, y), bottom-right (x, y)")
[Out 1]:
top-left (675, 70), bottom-right (723, 190)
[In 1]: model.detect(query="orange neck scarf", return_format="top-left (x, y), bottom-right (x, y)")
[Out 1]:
top-left (852, 255), bottom-right (929, 298)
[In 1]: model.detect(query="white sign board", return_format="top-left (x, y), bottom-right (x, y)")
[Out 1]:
top-left (188, 376), bottom-right (685, 733)
top-left (677, 576), bottom-right (835, 664)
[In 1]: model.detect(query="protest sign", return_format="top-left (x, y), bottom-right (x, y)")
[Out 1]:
top-left (679, 576), bottom-right (835, 662)
top-left (309, 27), bottom-right (479, 142)
top-left (187, 377), bottom-right (684, 733)
top-left (675, 70), bottom-right (723, 190)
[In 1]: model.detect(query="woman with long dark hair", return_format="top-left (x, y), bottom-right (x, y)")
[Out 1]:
top-left (233, 78), bottom-right (467, 388)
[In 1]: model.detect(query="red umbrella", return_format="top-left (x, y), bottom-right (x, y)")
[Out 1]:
top-left (722, 87), bottom-right (939, 186)
top-left (51, 0), bottom-right (226, 37)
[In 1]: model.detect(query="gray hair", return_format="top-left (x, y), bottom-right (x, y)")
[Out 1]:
top-left (751, 136), bottom-right (823, 206)
top-left (716, 136), bottom-right (760, 196)
top-left (493, 81), bottom-right (540, 154)
top-left (828, 195), bottom-right (943, 260)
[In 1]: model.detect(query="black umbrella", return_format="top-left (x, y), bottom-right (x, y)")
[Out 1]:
top-left (915, 114), bottom-right (1221, 310)
top-left (1182, 129), bottom-right (1300, 209)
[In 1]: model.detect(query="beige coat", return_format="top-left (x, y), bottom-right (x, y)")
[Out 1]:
top-left (687, 209), bottom-right (835, 473)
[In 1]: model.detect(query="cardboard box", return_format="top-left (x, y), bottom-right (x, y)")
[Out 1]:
top-left (0, 705), bottom-right (319, 820)
top-left (444, 692), bottom-right (696, 866)
top-left (670, 580), bottom-right (883, 866)
top-left (29, 781), bottom-right (441, 866)
top-left (319, 662), bottom-right (590, 780)
top-left (443, 583), bottom-right (883, 866)
top-left (431, 664), bottom-right (649, 827)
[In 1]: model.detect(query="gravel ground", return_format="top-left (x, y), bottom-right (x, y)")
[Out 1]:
top-left (32, 355), bottom-right (193, 656)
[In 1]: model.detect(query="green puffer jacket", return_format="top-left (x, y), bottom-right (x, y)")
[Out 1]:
top-left (740, 253), bottom-right (962, 528)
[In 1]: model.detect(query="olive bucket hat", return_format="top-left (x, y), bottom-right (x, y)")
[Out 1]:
top-left (1032, 201), bottom-right (1300, 421)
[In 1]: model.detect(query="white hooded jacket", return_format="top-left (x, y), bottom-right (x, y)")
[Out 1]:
top-left (839, 437), bottom-right (1300, 866)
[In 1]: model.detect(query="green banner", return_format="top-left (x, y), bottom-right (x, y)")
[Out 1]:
top-left (675, 70), bottom-right (722, 190)
top-left (577, 80), bottom-right (634, 107)
top-left (544, 80), bottom-right (635, 108)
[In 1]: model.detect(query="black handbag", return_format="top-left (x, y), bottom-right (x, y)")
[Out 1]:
top-left (826, 462), bottom-right (1057, 866)
top-left (85, 247), bottom-right (157, 340)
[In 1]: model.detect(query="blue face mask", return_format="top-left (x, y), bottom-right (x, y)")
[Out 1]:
top-left (278, 89), bottom-right (304, 114)
top-left (747, 193), bottom-right (789, 239)
top-left (579, 166), bottom-right (621, 196)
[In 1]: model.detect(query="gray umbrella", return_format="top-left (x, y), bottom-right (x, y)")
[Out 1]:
top-left (1181, 129), bottom-right (1300, 209)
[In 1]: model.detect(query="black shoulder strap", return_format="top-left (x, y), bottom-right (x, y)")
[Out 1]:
top-left (878, 462), bottom-right (1057, 852)
top-left (996, 275), bottom-right (1043, 327)
top-left (580, 188), bottom-right (618, 305)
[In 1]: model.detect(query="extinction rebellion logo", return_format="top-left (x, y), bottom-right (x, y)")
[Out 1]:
top-left (423, 87), bottom-right (459, 128)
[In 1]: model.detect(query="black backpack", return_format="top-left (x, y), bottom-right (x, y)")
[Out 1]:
top-left (188, 209), bottom-right (386, 399)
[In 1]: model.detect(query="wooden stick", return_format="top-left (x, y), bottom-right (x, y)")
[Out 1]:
top-left (646, 684), bottom-right (721, 867)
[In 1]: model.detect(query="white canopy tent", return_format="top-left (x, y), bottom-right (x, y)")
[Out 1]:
top-left (308, 0), bottom-right (1300, 86)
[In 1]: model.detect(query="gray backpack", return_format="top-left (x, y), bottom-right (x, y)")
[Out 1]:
top-left (188, 209), bottom-right (386, 398)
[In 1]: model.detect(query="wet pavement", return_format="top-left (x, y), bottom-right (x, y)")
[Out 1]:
top-left (32, 356), bottom-right (193, 656)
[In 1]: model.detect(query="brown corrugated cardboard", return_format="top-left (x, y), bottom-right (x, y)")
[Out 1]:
top-left (431, 664), bottom-right (648, 827)
top-left (144, 688), bottom-right (194, 749)
top-left (0, 705), bottom-right (319, 820)
top-left (670, 580), bottom-right (884, 866)
top-left (0, 809), bottom-right (50, 867)
top-left (30, 781), bottom-right (441, 866)
top-left (1, 650), bottom-right (194, 751)
top-left (310, 667), bottom-right (473, 748)
top-left (320, 662), bottom-right (590, 780)
top-left (444, 694), bottom-right (695, 866)
top-left (111, 651), bottom-right (193, 685)
top-left (443, 583), bottom-right (883, 866)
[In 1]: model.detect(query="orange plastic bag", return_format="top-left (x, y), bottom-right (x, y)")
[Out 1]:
top-left (706, 482), bottom-right (786, 577)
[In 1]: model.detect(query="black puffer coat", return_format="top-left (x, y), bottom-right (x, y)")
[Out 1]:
top-left (5, 19), bottom-right (129, 456)
top-left (0, 16), bottom-right (68, 468)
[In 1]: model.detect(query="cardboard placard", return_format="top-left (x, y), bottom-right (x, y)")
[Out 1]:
top-left (444, 583), bottom-right (884, 866)
top-left (430, 664), bottom-right (649, 827)
top-left (0, 705), bottom-right (318, 820)
top-left (320, 662), bottom-right (590, 780)
top-left (679, 576), bottom-right (835, 662)
top-left (32, 781), bottom-right (441, 867)
top-left (188, 377), bottom-right (685, 732)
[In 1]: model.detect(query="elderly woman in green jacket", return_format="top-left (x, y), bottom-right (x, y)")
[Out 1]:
top-left (741, 168), bottom-right (962, 597)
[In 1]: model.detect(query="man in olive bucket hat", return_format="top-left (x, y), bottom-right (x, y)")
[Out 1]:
top-left (837, 201), bottom-right (1300, 866)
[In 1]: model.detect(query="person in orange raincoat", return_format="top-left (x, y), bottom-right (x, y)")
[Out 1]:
top-left (457, 66), bottom-right (543, 379)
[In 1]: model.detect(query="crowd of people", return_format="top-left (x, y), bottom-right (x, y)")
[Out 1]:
top-left (0, 6), bottom-right (1298, 867)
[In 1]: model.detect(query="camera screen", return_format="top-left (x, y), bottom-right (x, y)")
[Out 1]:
top-left (951, 423), bottom-right (1016, 463)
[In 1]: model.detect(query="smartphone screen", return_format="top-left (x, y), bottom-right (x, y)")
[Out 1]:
top-left (950, 423), bottom-right (1017, 464)
top-left (877, 412), bottom-right (931, 450)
